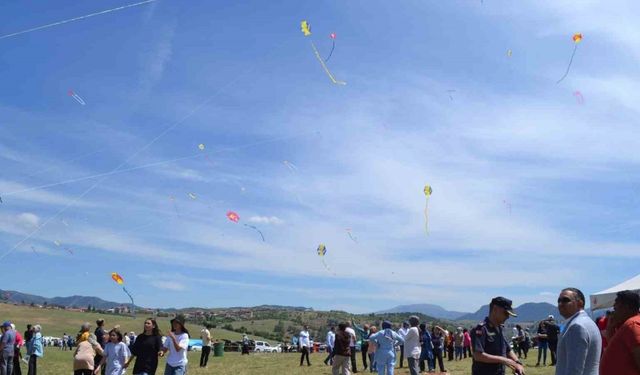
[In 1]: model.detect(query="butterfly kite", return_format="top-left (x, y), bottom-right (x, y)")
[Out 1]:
top-left (300, 20), bottom-right (346, 85)
top-left (111, 272), bottom-right (136, 317)
top-left (423, 185), bottom-right (432, 234)
top-left (557, 33), bottom-right (583, 84)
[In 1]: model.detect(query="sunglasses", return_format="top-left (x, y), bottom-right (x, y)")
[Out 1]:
top-left (557, 297), bottom-right (573, 304)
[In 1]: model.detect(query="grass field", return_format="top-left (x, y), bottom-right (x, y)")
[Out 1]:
top-left (1, 303), bottom-right (556, 374)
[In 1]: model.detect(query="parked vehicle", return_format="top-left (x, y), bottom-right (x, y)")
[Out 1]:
top-left (254, 341), bottom-right (278, 353)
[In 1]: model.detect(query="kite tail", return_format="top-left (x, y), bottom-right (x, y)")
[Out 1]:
top-left (424, 199), bottom-right (430, 234)
top-left (556, 44), bottom-right (578, 84)
top-left (325, 40), bottom-right (335, 62)
top-left (122, 287), bottom-right (136, 317)
top-left (310, 41), bottom-right (346, 85)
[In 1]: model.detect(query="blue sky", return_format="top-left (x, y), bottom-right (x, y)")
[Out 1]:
top-left (1, 0), bottom-right (639, 314)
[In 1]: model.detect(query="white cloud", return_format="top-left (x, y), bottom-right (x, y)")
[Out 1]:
top-left (149, 280), bottom-right (187, 291)
top-left (248, 216), bottom-right (283, 225)
top-left (16, 212), bottom-right (40, 228)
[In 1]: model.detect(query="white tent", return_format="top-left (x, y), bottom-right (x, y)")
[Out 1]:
top-left (590, 274), bottom-right (640, 311)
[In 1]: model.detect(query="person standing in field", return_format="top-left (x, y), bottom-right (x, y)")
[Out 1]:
top-left (536, 320), bottom-right (548, 366)
top-left (332, 323), bottom-right (352, 375)
top-left (161, 317), bottom-right (189, 375)
top-left (26, 324), bottom-right (43, 375)
top-left (73, 322), bottom-right (104, 375)
top-left (95, 328), bottom-right (131, 375)
top-left (299, 325), bottom-right (311, 366)
top-left (403, 316), bottom-right (421, 375)
top-left (345, 322), bottom-right (358, 373)
top-left (463, 328), bottom-right (472, 359)
top-left (369, 320), bottom-right (404, 375)
top-left (599, 290), bottom-right (640, 375)
top-left (124, 318), bottom-right (163, 375)
top-left (454, 327), bottom-right (464, 361)
top-left (367, 326), bottom-right (378, 373)
top-left (324, 326), bottom-right (336, 366)
top-left (545, 316), bottom-right (560, 366)
top-left (94, 319), bottom-right (106, 375)
top-left (397, 322), bottom-right (409, 369)
top-left (0, 321), bottom-right (16, 375)
top-left (199, 324), bottom-right (212, 368)
top-left (11, 324), bottom-right (24, 375)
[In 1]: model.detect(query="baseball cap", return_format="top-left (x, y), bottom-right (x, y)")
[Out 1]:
top-left (2, 321), bottom-right (11, 327)
top-left (491, 297), bottom-right (517, 317)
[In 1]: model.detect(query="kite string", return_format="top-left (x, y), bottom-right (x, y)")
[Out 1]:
top-left (0, 0), bottom-right (157, 40)
top-left (310, 41), bottom-right (346, 85)
top-left (557, 44), bottom-right (578, 84)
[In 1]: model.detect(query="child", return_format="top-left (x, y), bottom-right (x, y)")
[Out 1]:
top-left (95, 328), bottom-right (130, 375)
top-left (162, 316), bottom-right (190, 375)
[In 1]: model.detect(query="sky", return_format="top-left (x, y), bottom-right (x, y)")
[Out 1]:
top-left (1, 0), bottom-right (639, 314)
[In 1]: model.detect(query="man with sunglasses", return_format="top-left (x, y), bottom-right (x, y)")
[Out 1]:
top-left (471, 297), bottom-right (525, 375)
top-left (555, 288), bottom-right (601, 375)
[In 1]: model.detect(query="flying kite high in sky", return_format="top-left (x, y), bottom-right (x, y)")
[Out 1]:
top-left (188, 192), bottom-right (197, 200)
top-left (300, 20), bottom-right (346, 85)
top-left (557, 33), bottom-right (583, 84)
top-left (283, 160), bottom-right (297, 172)
top-left (68, 90), bottom-right (86, 105)
top-left (316, 244), bottom-right (335, 275)
top-left (325, 33), bottom-right (337, 62)
top-left (226, 211), bottom-right (240, 223)
top-left (573, 91), bottom-right (584, 104)
top-left (423, 185), bottom-right (433, 234)
top-left (111, 272), bottom-right (135, 317)
top-left (345, 228), bottom-right (358, 243)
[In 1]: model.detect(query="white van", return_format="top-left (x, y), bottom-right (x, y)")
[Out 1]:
top-left (254, 341), bottom-right (277, 353)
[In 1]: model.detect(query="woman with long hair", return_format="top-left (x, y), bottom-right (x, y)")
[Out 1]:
top-left (125, 318), bottom-right (163, 375)
top-left (161, 317), bottom-right (190, 375)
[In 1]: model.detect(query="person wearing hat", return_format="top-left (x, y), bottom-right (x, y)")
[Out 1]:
top-left (369, 320), bottom-right (404, 375)
top-left (544, 315), bottom-right (560, 366)
top-left (161, 316), bottom-right (189, 375)
top-left (470, 297), bottom-right (525, 375)
top-left (0, 321), bottom-right (16, 375)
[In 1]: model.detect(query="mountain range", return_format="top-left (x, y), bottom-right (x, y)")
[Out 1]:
top-left (377, 303), bottom-right (469, 320)
top-left (0, 289), bottom-right (132, 310)
top-left (379, 302), bottom-right (561, 322)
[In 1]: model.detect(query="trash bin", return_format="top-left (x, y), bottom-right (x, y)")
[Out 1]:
top-left (214, 342), bottom-right (225, 357)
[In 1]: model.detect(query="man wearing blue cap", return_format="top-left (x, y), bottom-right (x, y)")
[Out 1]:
top-left (471, 297), bottom-right (525, 375)
top-left (0, 321), bottom-right (16, 375)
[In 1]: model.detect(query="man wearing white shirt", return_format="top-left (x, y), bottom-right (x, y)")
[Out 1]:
top-left (397, 321), bottom-right (410, 368)
top-left (345, 322), bottom-right (358, 373)
top-left (200, 324), bottom-right (212, 368)
top-left (299, 325), bottom-right (311, 366)
top-left (404, 316), bottom-right (422, 375)
top-left (324, 326), bottom-right (336, 366)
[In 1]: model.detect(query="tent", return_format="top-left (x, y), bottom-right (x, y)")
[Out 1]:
top-left (590, 273), bottom-right (640, 311)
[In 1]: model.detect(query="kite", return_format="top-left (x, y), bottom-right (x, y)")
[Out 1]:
top-left (573, 91), bottom-right (584, 104)
top-left (169, 195), bottom-right (180, 217)
top-left (345, 228), bottom-right (358, 243)
top-left (30, 245), bottom-right (37, 254)
top-left (503, 200), bottom-right (512, 214)
top-left (325, 33), bottom-right (336, 62)
top-left (301, 20), bottom-right (346, 85)
top-left (557, 33), bottom-right (583, 84)
top-left (226, 211), bottom-right (240, 223)
top-left (507, 49), bottom-right (512, 58)
top-left (244, 224), bottom-right (265, 241)
top-left (111, 272), bottom-right (136, 317)
top-left (423, 185), bottom-right (432, 234)
top-left (316, 244), bottom-right (335, 275)
top-left (54, 240), bottom-right (61, 247)
top-left (198, 143), bottom-right (216, 168)
top-left (68, 90), bottom-right (86, 105)
top-left (188, 192), bottom-right (197, 200)
top-left (198, 144), bottom-right (205, 150)
top-left (283, 160), bottom-right (297, 172)
top-left (447, 90), bottom-right (456, 101)
top-left (0, 0), bottom-right (157, 40)
top-left (64, 247), bottom-right (74, 255)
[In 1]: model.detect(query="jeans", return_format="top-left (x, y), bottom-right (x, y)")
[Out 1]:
top-left (200, 345), bottom-right (211, 367)
top-left (0, 355), bottom-right (13, 375)
top-left (332, 355), bottom-right (351, 375)
top-left (464, 345), bottom-right (471, 358)
top-left (537, 341), bottom-right (548, 365)
top-left (368, 353), bottom-right (376, 372)
top-left (164, 364), bottom-right (186, 375)
top-left (549, 340), bottom-right (557, 365)
top-left (28, 355), bottom-right (37, 375)
top-left (350, 346), bottom-right (358, 373)
top-left (324, 346), bottom-right (335, 365)
top-left (300, 346), bottom-right (311, 366)
top-left (455, 346), bottom-right (463, 360)
top-left (407, 357), bottom-right (420, 375)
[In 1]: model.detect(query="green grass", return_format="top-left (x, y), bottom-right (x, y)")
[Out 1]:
top-left (16, 350), bottom-right (557, 375)
top-left (3, 303), bottom-right (556, 374)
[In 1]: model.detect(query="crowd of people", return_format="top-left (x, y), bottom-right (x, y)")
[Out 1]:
top-left (0, 287), bottom-right (638, 375)
top-left (297, 288), bottom-right (639, 375)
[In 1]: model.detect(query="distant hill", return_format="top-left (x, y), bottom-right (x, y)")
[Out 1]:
top-left (377, 304), bottom-right (469, 320)
top-left (0, 289), bottom-right (132, 310)
top-left (456, 302), bottom-right (560, 322)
